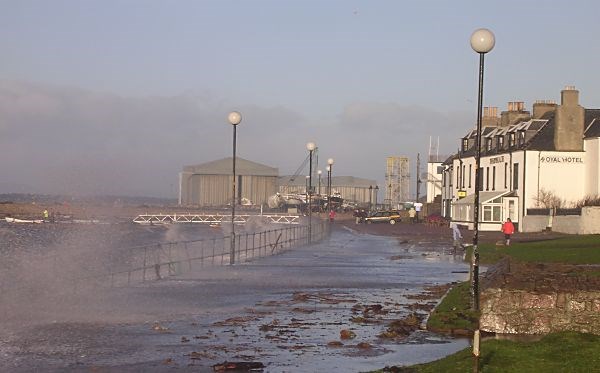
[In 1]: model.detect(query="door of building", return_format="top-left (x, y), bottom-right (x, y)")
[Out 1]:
top-left (503, 197), bottom-right (519, 229)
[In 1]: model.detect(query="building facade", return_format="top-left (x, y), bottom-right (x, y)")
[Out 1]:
top-left (441, 87), bottom-right (600, 231)
top-left (179, 157), bottom-right (278, 206)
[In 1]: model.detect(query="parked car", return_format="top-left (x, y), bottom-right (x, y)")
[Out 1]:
top-left (364, 210), bottom-right (401, 225)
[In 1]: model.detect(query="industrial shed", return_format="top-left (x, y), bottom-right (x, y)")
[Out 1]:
top-left (179, 157), bottom-right (278, 206)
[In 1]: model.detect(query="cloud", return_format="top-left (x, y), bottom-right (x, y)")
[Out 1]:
top-left (0, 80), bottom-right (470, 198)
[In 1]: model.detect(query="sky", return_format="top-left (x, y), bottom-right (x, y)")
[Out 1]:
top-left (1, 0), bottom-right (600, 198)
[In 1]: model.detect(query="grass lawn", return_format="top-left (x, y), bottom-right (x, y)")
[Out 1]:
top-left (426, 281), bottom-right (477, 333)
top-left (394, 332), bottom-right (600, 373)
top-left (472, 234), bottom-right (600, 265)
top-left (405, 235), bottom-right (600, 372)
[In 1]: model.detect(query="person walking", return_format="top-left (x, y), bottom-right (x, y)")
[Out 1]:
top-left (451, 222), bottom-right (463, 253)
top-left (408, 207), bottom-right (416, 223)
top-left (329, 209), bottom-right (336, 223)
top-left (501, 218), bottom-right (515, 246)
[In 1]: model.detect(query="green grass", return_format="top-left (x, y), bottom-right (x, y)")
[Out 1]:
top-left (469, 235), bottom-right (600, 265)
top-left (427, 282), bottom-right (477, 332)
top-left (402, 332), bottom-right (600, 373)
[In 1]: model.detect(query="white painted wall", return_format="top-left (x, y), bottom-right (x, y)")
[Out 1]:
top-left (426, 162), bottom-right (443, 203)
top-left (584, 138), bottom-right (600, 197)
top-left (525, 151), bottom-right (586, 209)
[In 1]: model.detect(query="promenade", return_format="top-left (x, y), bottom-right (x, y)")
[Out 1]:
top-left (1, 219), bottom-right (469, 372)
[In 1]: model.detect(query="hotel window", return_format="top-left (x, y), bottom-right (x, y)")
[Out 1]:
top-left (504, 163), bottom-right (508, 188)
top-left (469, 164), bottom-right (472, 188)
top-left (518, 130), bottom-right (526, 146)
top-left (486, 167), bottom-right (490, 191)
top-left (479, 167), bottom-right (484, 191)
top-left (483, 205), bottom-right (502, 222)
top-left (456, 164), bottom-right (460, 186)
top-left (497, 135), bottom-right (504, 149)
top-left (492, 166), bottom-right (496, 191)
top-left (509, 133), bottom-right (516, 147)
top-left (486, 138), bottom-right (492, 151)
top-left (462, 138), bottom-right (469, 152)
top-left (462, 164), bottom-right (466, 189)
top-left (513, 163), bottom-right (519, 190)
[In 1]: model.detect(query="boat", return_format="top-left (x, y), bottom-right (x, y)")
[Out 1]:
top-left (5, 217), bottom-right (44, 224)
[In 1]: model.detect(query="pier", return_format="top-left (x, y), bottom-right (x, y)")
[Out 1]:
top-left (132, 213), bottom-right (300, 225)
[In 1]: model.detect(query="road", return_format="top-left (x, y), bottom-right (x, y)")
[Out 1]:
top-left (1, 223), bottom-right (470, 372)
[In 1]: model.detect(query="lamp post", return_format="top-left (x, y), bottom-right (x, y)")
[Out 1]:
top-left (317, 170), bottom-right (322, 196)
top-left (305, 175), bottom-right (310, 201)
top-left (327, 158), bottom-right (334, 212)
top-left (470, 27), bottom-right (495, 372)
top-left (227, 111), bottom-right (242, 265)
top-left (307, 142), bottom-right (316, 243)
top-left (368, 185), bottom-right (373, 212)
top-left (374, 185), bottom-right (379, 210)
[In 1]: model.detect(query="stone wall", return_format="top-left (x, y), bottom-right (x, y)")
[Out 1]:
top-left (480, 260), bottom-right (600, 335)
top-left (521, 215), bottom-right (550, 232)
top-left (522, 206), bottom-right (600, 234)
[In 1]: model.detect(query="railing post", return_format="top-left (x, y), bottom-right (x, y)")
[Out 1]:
top-left (142, 247), bottom-right (147, 282)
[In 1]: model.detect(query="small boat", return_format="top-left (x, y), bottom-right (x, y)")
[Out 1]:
top-left (5, 217), bottom-right (44, 224)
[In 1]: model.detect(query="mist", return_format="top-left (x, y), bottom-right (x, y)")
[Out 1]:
top-left (0, 80), bottom-right (470, 198)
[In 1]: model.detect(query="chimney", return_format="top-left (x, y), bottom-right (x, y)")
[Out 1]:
top-left (482, 106), bottom-right (500, 127)
top-left (500, 101), bottom-right (531, 127)
top-left (554, 86), bottom-right (584, 151)
top-left (532, 100), bottom-right (557, 119)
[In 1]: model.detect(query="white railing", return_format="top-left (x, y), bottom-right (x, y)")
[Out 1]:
top-left (132, 213), bottom-right (300, 225)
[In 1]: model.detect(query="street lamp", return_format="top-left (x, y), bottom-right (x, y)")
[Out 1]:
top-left (227, 110), bottom-right (242, 265)
top-left (470, 27), bottom-right (495, 371)
top-left (317, 170), bottom-right (322, 196)
top-left (368, 185), bottom-right (373, 212)
top-left (305, 175), bottom-right (310, 202)
top-left (307, 142), bottom-right (316, 243)
top-left (374, 185), bottom-right (379, 210)
top-left (327, 158), bottom-right (334, 213)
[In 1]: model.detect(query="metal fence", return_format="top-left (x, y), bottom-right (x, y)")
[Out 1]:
top-left (526, 208), bottom-right (582, 216)
top-left (69, 221), bottom-right (330, 289)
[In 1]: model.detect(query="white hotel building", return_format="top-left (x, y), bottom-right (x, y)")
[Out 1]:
top-left (441, 87), bottom-right (600, 231)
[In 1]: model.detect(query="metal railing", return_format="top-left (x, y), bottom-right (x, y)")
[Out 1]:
top-left (132, 213), bottom-right (300, 225)
top-left (0, 221), bottom-right (330, 295)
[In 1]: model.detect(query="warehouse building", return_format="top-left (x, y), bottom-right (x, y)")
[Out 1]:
top-left (179, 157), bottom-right (278, 206)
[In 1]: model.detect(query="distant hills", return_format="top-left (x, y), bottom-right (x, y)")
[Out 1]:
top-left (0, 193), bottom-right (176, 206)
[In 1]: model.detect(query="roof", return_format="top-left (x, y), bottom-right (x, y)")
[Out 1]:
top-left (452, 191), bottom-right (511, 205)
top-left (184, 157), bottom-right (278, 176)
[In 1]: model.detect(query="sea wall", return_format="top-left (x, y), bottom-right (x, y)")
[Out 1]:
top-left (522, 206), bottom-right (600, 234)
top-left (479, 260), bottom-right (600, 335)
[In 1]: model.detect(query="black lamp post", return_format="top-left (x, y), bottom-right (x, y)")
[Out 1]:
top-left (318, 170), bottom-right (322, 196)
top-left (368, 185), bottom-right (373, 212)
top-left (307, 142), bottom-right (316, 242)
top-left (327, 158), bottom-right (334, 212)
top-left (470, 27), bottom-right (495, 372)
top-left (374, 185), bottom-right (379, 210)
top-left (227, 111), bottom-right (242, 265)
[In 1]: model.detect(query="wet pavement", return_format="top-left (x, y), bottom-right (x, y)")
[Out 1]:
top-left (1, 223), bottom-right (470, 372)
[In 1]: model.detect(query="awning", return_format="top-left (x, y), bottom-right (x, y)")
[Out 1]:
top-left (452, 191), bottom-right (511, 205)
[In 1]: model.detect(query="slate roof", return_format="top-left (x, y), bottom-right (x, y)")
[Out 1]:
top-left (454, 108), bottom-right (600, 158)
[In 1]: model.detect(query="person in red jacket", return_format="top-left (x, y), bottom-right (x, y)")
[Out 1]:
top-left (501, 218), bottom-right (515, 246)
